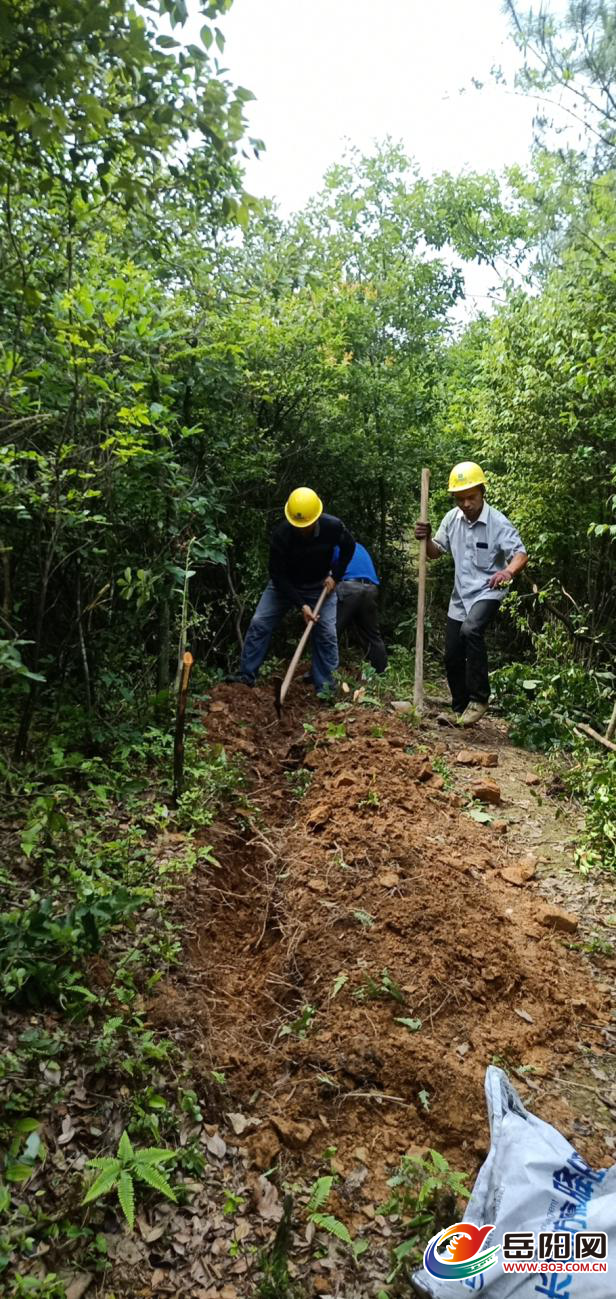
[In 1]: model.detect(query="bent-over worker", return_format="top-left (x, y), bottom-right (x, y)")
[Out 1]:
top-left (415, 461), bottom-right (528, 726)
top-left (336, 541), bottom-right (388, 674)
top-left (232, 487), bottom-right (355, 695)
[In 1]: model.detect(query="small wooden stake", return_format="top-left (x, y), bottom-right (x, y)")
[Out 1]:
top-left (413, 467), bottom-right (430, 716)
top-left (173, 651), bottom-right (194, 802)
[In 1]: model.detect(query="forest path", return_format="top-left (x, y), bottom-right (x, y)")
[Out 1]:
top-left (132, 676), bottom-right (616, 1297)
top-left (157, 679), bottom-right (615, 1181)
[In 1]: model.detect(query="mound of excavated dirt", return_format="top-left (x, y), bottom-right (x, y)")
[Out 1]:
top-left (153, 682), bottom-right (610, 1205)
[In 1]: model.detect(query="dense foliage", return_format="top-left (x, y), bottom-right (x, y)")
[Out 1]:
top-left (1, 0), bottom-right (616, 1293)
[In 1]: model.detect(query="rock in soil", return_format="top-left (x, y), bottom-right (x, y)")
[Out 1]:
top-left (470, 779), bottom-right (502, 804)
top-left (501, 860), bottom-right (537, 887)
top-left (455, 749), bottom-right (499, 767)
top-left (537, 903), bottom-right (579, 933)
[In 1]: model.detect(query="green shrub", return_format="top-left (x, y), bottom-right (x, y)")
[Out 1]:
top-left (491, 658), bottom-right (613, 750)
top-left (0, 888), bottom-right (143, 1008)
top-left (566, 750), bottom-right (616, 874)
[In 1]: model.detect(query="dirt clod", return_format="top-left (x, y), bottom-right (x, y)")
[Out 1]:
top-left (270, 1116), bottom-right (315, 1149)
top-left (501, 859), bottom-right (537, 886)
top-left (537, 903), bottom-right (580, 933)
top-left (455, 749), bottom-right (499, 767)
top-left (470, 779), bottom-right (502, 804)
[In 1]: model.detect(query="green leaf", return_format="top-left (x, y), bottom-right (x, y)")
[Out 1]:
top-left (307, 1175), bottom-right (333, 1214)
top-left (394, 1017), bottom-right (422, 1032)
top-left (5, 1161), bottom-right (35, 1183)
top-left (310, 1212), bottom-right (353, 1246)
top-left (330, 972), bottom-right (348, 999)
top-left (82, 1166), bottom-right (120, 1203)
top-left (146, 1093), bottom-right (167, 1110)
top-left (12, 1118), bottom-right (41, 1134)
top-left (117, 1130), bottom-right (134, 1163)
top-left (131, 1147), bottom-right (176, 1165)
top-left (393, 1238), bottom-right (418, 1261)
top-left (468, 808), bottom-right (493, 824)
top-left (353, 910), bottom-right (375, 927)
top-left (134, 1163), bottom-right (177, 1201)
top-left (117, 1170), bottom-right (135, 1228)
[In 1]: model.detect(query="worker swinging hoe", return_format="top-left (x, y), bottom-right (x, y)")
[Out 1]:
top-left (227, 486), bottom-right (356, 714)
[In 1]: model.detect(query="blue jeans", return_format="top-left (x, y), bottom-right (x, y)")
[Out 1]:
top-left (240, 580), bottom-right (338, 691)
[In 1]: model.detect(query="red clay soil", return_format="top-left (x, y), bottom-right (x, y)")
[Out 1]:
top-left (151, 682), bottom-right (610, 1202)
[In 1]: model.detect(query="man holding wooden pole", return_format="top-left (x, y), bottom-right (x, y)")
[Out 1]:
top-left (415, 461), bottom-right (528, 726)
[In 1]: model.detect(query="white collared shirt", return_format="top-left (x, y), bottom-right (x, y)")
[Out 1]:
top-left (433, 501), bottom-right (526, 621)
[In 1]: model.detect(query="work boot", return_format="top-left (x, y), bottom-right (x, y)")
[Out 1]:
top-left (459, 700), bottom-right (489, 727)
top-left (435, 710), bottom-right (458, 728)
top-left (225, 672), bottom-right (255, 687)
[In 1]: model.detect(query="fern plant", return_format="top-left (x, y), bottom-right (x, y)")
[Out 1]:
top-left (82, 1130), bottom-right (177, 1228)
top-left (353, 968), bottom-right (405, 1003)
top-left (380, 1149), bottom-right (471, 1280)
top-left (306, 1175), bottom-right (367, 1259)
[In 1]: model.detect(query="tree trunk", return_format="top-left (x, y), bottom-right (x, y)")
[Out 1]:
top-left (1, 544), bottom-right (11, 622)
top-left (14, 531), bottom-right (57, 759)
top-left (158, 594), bottom-right (171, 692)
top-left (76, 561), bottom-right (93, 715)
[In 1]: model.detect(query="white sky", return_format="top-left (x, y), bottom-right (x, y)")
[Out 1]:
top-left (202, 0), bottom-right (543, 313)
top-left (218, 0), bottom-right (537, 210)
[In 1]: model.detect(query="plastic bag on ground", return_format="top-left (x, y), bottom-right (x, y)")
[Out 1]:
top-left (412, 1066), bottom-right (615, 1297)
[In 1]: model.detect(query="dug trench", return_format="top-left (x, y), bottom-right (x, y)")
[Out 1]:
top-left (151, 681), bottom-right (614, 1218)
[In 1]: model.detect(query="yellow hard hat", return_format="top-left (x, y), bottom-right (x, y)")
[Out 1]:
top-left (284, 486), bottom-right (323, 528)
top-left (448, 461), bottom-right (487, 492)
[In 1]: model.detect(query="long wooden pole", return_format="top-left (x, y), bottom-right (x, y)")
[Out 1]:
top-left (173, 651), bottom-right (194, 802)
top-left (413, 467), bottom-right (430, 716)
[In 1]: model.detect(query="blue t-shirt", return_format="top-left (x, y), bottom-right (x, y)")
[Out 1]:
top-left (334, 541), bottom-right (379, 585)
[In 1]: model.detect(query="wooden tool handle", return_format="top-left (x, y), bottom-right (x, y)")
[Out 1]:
top-left (279, 586), bottom-right (329, 709)
top-left (413, 468), bottom-right (430, 715)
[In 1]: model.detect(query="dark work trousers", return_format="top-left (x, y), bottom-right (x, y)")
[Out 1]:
top-left (336, 581), bottom-right (388, 673)
top-left (445, 599), bottom-right (499, 713)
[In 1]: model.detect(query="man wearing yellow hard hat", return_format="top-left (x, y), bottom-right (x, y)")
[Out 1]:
top-left (415, 462), bottom-right (528, 725)
top-left (232, 487), bottom-right (355, 694)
